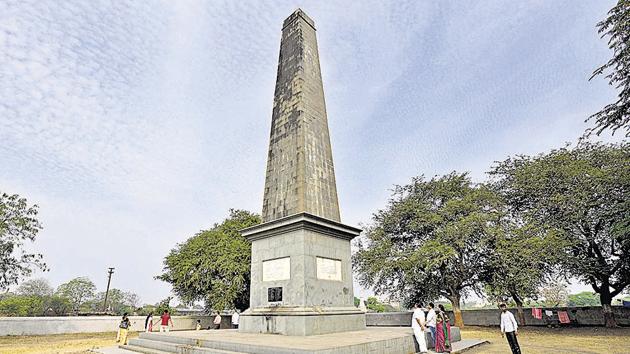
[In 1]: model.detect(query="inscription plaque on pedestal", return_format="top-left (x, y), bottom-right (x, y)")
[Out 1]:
top-left (268, 287), bottom-right (283, 302)
top-left (262, 257), bottom-right (290, 281)
top-left (316, 257), bottom-right (342, 281)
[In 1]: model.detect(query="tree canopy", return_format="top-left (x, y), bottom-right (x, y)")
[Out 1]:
top-left (490, 142), bottom-right (630, 326)
top-left (568, 291), bottom-right (601, 307)
top-left (56, 277), bottom-right (96, 313)
top-left (483, 222), bottom-right (566, 324)
top-left (157, 209), bottom-right (260, 312)
top-left (354, 173), bottom-right (502, 327)
top-left (16, 278), bottom-right (54, 297)
top-left (588, 0), bottom-right (630, 136)
top-left (0, 192), bottom-right (47, 290)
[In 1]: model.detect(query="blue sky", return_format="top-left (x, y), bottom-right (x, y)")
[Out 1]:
top-left (0, 0), bottom-right (619, 304)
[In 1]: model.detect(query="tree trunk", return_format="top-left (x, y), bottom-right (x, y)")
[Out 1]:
top-left (600, 291), bottom-right (617, 328)
top-left (512, 293), bottom-right (526, 325)
top-left (448, 294), bottom-right (464, 328)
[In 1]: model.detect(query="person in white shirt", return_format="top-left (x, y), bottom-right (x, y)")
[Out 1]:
top-left (499, 303), bottom-right (521, 354)
top-left (425, 303), bottom-right (437, 347)
top-left (213, 312), bottom-right (222, 329)
top-left (411, 303), bottom-right (428, 354)
top-left (231, 310), bottom-right (240, 329)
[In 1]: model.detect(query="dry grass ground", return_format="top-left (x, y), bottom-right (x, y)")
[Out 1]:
top-left (462, 326), bottom-right (630, 354)
top-left (0, 331), bottom-right (137, 354)
top-left (0, 327), bottom-right (628, 354)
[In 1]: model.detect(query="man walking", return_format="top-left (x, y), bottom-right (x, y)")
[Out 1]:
top-left (160, 310), bottom-right (173, 332)
top-left (500, 303), bottom-right (521, 354)
top-left (426, 303), bottom-right (437, 347)
top-left (411, 303), bottom-right (428, 354)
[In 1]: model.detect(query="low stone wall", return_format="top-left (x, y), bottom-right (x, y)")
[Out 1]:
top-left (366, 306), bottom-right (630, 327)
top-left (0, 315), bottom-right (217, 336)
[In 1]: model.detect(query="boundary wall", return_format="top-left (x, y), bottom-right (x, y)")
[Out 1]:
top-left (366, 306), bottom-right (630, 327)
top-left (0, 315), bottom-right (220, 336)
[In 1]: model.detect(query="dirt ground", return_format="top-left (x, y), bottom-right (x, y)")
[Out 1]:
top-left (463, 326), bottom-right (630, 354)
top-left (0, 331), bottom-right (137, 354)
top-left (0, 327), bottom-right (629, 354)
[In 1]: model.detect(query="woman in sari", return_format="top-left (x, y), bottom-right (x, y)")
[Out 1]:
top-left (436, 304), bottom-right (452, 353)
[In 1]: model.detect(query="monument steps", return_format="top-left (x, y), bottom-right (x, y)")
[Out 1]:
top-left (125, 336), bottom-right (246, 354)
top-left (119, 344), bottom-right (171, 354)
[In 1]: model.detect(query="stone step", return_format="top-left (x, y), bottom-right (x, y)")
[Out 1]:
top-left (127, 337), bottom-right (246, 354)
top-left (120, 344), bottom-right (172, 354)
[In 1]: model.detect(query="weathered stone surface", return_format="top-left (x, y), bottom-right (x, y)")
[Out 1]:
top-left (240, 8), bottom-right (364, 337)
top-left (240, 213), bottom-right (365, 336)
top-left (262, 9), bottom-right (340, 223)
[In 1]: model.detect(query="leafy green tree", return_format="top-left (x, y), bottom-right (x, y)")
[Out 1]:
top-left (483, 222), bottom-right (567, 324)
top-left (490, 142), bottom-right (630, 327)
top-left (157, 210), bottom-right (261, 312)
top-left (568, 291), bottom-right (601, 307)
top-left (17, 278), bottom-right (54, 297)
top-left (89, 289), bottom-right (140, 315)
top-left (539, 280), bottom-right (569, 307)
top-left (587, 0), bottom-right (630, 136)
top-left (42, 295), bottom-right (72, 316)
top-left (354, 173), bottom-right (502, 327)
top-left (0, 192), bottom-right (47, 290)
top-left (366, 297), bottom-right (386, 313)
top-left (56, 277), bottom-right (96, 313)
top-left (0, 295), bottom-right (43, 316)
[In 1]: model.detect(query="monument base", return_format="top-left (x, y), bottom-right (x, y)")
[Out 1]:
top-left (124, 327), bottom-right (415, 354)
top-left (120, 328), bottom-right (488, 354)
top-left (239, 307), bottom-right (366, 336)
top-left (239, 213), bottom-right (365, 336)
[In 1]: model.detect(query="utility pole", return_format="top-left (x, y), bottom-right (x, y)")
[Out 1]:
top-left (103, 267), bottom-right (115, 313)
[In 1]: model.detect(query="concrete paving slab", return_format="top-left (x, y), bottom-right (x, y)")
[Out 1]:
top-left (89, 346), bottom-right (138, 354)
top-left (119, 328), bottom-right (489, 354)
top-left (428, 339), bottom-right (489, 353)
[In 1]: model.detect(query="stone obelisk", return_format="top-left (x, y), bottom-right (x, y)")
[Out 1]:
top-left (239, 9), bottom-right (366, 336)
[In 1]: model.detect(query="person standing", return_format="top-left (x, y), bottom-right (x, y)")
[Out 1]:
top-left (231, 310), bottom-right (240, 329)
top-left (435, 304), bottom-right (452, 353)
top-left (411, 303), bottom-right (428, 354)
top-left (144, 312), bottom-right (154, 333)
top-left (426, 303), bottom-right (437, 347)
top-left (160, 310), bottom-right (173, 332)
top-left (195, 319), bottom-right (202, 330)
top-left (213, 312), bottom-right (222, 329)
top-left (500, 303), bottom-right (521, 354)
top-left (117, 313), bottom-right (131, 345)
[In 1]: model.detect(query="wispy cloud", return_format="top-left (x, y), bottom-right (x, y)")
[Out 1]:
top-left (0, 0), bottom-right (620, 302)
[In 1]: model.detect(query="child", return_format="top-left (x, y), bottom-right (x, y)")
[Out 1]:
top-left (118, 313), bottom-right (131, 345)
top-left (196, 319), bottom-right (202, 330)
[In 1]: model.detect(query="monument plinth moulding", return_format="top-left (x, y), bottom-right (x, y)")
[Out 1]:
top-left (238, 9), bottom-right (366, 336)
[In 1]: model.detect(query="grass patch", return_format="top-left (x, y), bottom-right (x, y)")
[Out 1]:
top-left (462, 326), bottom-right (630, 354)
top-left (0, 331), bottom-right (138, 354)
top-left (0, 327), bottom-right (629, 353)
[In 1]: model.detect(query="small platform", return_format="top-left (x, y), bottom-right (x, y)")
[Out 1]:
top-left (91, 328), bottom-right (488, 354)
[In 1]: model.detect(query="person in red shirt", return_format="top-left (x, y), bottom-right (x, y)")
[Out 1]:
top-left (159, 310), bottom-right (173, 332)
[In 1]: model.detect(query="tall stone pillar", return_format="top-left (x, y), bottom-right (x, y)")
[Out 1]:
top-left (261, 9), bottom-right (341, 223)
top-left (239, 9), bottom-right (365, 336)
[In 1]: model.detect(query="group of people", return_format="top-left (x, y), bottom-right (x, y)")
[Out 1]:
top-left (116, 310), bottom-right (174, 345)
top-left (411, 302), bottom-right (452, 353)
top-left (412, 302), bottom-right (522, 354)
top-left (116, 309), bottom-right (242, 345)
top-left (143, 310), bottom-right (175, 333)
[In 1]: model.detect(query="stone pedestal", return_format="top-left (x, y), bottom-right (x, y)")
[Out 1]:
top-left (239, 213), bottom-right (366, 336)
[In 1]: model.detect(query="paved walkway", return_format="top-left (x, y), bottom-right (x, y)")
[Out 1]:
top-left (428, 339), bottom-right (489, 353)
top-left (91, 330), bottom-right (488, 354)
